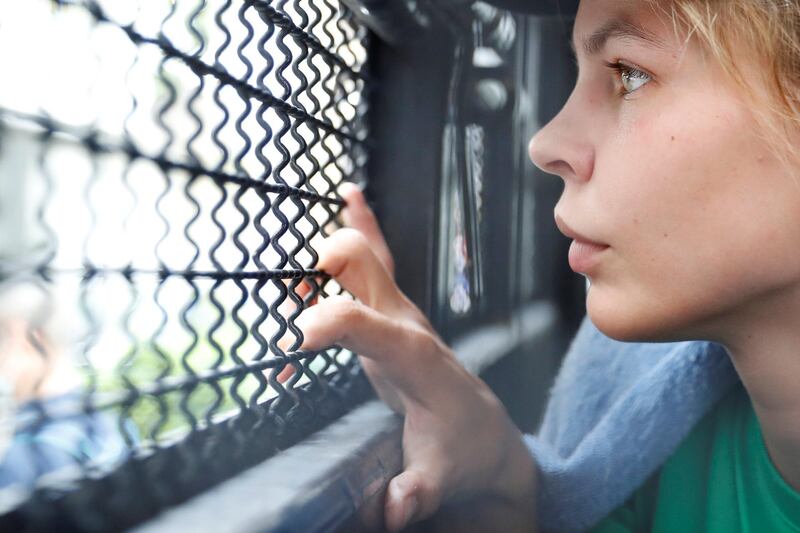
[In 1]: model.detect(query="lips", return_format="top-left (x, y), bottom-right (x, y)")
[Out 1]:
top-left (554, 214), bottom-right (610, 274)
top-left (567, 240), bottom-right (609, 273)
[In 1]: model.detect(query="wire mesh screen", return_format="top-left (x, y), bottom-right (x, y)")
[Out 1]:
top-left (0, 0), bottom-right (371, 528)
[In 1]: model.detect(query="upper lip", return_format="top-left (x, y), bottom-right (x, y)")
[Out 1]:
top-left (554, 214), bottom-right (609, 247)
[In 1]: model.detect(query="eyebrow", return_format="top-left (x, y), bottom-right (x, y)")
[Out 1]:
top-left (573, 19), bottom-right (666, 57)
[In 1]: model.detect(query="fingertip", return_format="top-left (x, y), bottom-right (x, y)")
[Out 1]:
top-left (276, 365), bottom-right (295, 383)
top-left (276, 336), bottom-right (291, 352)
top-left (339, 181), bottom-right (365, 206)
top-left (385, 474), bottom-right (421, 532)
top-left (289, 296), bottom-right (350, 353)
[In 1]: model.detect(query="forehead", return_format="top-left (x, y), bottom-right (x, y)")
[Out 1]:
top-left (572, 0), bottom-right (677, 53)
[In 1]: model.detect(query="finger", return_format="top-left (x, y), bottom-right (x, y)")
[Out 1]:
top-left (277, 296), bottom-right (406, 406)
top-left (293, 296), bottom-right (426, 392)
top-left (278, 278), bottom-right (320, 317)
top-left (359, 356), bottom-right (404, 412)
top-left (385, 470), bottom-right (442, 532)
top-left (295, 296), bottom-right (400, 357)
top-left (340, 183), bottom-right (395, 277)
top-left (276, 364), bottom-right (295, 383)
top-left (296, 277), bottom-right (322, 306)
top-left (317, 228), bottom-right (406, 315)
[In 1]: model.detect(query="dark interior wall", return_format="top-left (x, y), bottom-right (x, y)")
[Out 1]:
top-left (364, 10), bottom-right (583, 434)
top-left (364, 28), bottom-right (457, 321)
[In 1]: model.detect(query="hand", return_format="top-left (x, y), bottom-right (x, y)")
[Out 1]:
top-left (288, 184), bottom-right (538, 531)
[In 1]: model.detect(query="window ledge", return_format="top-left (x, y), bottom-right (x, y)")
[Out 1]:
top-left (134, 301), bottom-right (557, 533)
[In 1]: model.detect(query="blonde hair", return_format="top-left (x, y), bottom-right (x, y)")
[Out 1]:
top-left (656, 1), bottom-right (800, 168)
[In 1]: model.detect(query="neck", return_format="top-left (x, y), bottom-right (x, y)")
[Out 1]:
top-left (720, 286), bottom-right (800, 492)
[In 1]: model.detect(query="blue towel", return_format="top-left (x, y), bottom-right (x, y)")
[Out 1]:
top-left (524, 317), bottom-right (740, 532)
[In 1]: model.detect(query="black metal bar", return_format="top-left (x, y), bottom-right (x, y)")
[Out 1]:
top-left (0, 265), bottom-right (330, 283)
top-left (60, 0), bottom-right (365, 144)
top-left (13, 349), bottom-right (327, 431)
top-left (0, 0), bottom-right (373, 528)
top-left (0, 109), bottom-right (346, 206)
top-left (131, 302), bottom-right (557, 533)
top-left (249, 0), bottom-right (367, 81)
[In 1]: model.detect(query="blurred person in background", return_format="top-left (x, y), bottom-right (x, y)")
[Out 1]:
top-left (0, 286), bottom-right (125, 489)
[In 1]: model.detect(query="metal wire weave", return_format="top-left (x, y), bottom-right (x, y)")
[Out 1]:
top-left (0, 0), bottom-right (371, 528)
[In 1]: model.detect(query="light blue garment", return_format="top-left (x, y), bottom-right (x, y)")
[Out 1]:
top-left (0, 394), bottom-right (131, 490)
top-left (525, 317), bottom-right (740, 532)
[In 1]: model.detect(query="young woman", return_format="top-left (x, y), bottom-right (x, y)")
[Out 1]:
top-left (295, 0), bottom-right (800, 530)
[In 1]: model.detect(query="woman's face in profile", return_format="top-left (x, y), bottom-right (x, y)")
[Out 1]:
top-left (529, 0), bottom-right (800, 345)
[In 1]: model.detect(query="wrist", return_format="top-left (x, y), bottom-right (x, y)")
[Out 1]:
top-left (493, 426), bottom-right (537, 514)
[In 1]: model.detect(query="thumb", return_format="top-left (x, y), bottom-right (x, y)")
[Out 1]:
top-left (385, 470), bottom-right (441, 532)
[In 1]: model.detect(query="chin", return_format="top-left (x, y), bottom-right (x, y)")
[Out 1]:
top-left (585, 283), bottom-right (698, 343)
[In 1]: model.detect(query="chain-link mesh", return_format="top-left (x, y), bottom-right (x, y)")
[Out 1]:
top-left (0, 0), bottom-right (371, 528)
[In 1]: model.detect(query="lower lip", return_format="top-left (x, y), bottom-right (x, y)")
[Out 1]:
top-left (568, 240), bottom-right (610, 273)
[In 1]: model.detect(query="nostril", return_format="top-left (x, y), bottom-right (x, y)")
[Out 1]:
top-left (542, 159), bottom-right (573, 179)
top-left (529, 136), bottom-right (593, 184)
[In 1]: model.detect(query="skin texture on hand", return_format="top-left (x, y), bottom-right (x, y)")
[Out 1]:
top-left (282, 183), bottom-right (537, 531)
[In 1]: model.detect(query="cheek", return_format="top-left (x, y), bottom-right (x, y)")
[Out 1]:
top-left (598, 113), bottom-right (719, 267)
top-left (587, 100), bottom-right (800, 341)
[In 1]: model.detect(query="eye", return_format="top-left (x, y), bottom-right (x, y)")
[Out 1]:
top-left (604, 61), bottom-right (652, 96)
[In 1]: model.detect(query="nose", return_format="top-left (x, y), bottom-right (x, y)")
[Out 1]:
top-left (527, 94), bottom-right (594, 183)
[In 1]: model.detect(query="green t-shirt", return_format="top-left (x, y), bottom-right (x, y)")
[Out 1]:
top-left (591, 384), bottom-right (800, 532)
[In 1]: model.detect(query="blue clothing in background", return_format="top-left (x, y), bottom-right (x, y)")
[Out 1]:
top-left (0, 394), bottom-right (129, 490)
top-left (525, 317), bottom-right (740, 532)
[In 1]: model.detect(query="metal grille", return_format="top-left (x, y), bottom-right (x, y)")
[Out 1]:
top-left (0, 0), bottom-right (371, 528)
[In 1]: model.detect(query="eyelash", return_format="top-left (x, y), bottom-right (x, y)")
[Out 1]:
top-left (603, 61), bottom-right (652, 98)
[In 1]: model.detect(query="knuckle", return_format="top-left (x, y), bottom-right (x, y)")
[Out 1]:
top-left (326, 295), bottom-right (363, 323)
top-left (407, 327), bottom-right (444, 360)
top-left (330, 227), bottom-right (369, 254)
top-left (300, 297), bottom-right (363, 349)
top-left (320, 229), bottom-right (373, 274)
top-left (402, 301), bottom-right (433, 330)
